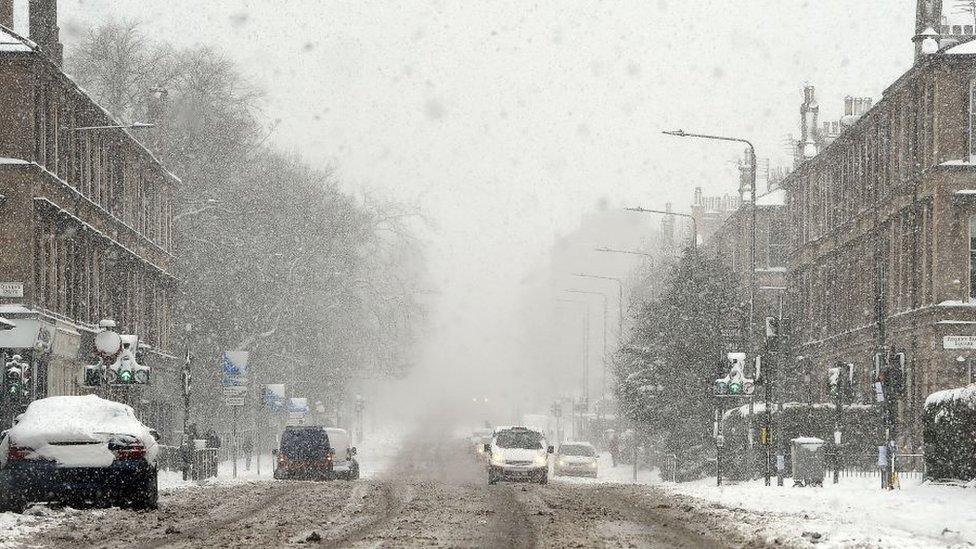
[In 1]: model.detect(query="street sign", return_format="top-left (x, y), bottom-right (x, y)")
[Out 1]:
top-left (219, 351), bottom-right (249, 386)
top-left (223, 385), bottom-right (247, 406)
top-left (943, 335), bottom-right (976, 349)
top-left (0, 282), bottom-right (24, 298)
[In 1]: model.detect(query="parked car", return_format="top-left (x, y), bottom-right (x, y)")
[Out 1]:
top-left (485, 426), bottom-right (553, 485)
top-left (470, 427), bottom-right (493, 460)
top-left (324, 427), bottom-right (359, 480)
top-left (0, 395), bottom-right (159, 512)
top-left (273, 425), bottom-right (334, 480)
top-left (554, 441), bottom-right (598, 478)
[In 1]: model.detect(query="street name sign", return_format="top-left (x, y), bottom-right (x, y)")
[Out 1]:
top-left (0, 282), bottom-right (23, 298)
top-left (223, 385), bottom-right (247, 406)
top-left (943, 335), bottom-right (976, 349)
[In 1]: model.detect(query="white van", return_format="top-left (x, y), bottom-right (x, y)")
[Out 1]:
top-left (484, 426), bottom-right (553, 485)
top-left (324, 428), bottom-right (359, 480)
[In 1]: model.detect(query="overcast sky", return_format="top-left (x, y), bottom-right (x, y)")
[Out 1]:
top-left (38, 1), bottom-right (935, 414)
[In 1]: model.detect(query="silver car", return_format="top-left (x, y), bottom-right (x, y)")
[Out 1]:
top-left (553, 442), bottom-right (598, 478)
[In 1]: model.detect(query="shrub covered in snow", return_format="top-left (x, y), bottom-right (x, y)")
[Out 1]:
top-left (923, 384), bottom-right (976, 481)
top-left (720, 401), bottom-right (881, 480)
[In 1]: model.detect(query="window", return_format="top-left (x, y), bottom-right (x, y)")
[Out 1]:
top-left (970, 79), bottom-right (976, 161)
top-left (970, 216), bottom-right (976, 299)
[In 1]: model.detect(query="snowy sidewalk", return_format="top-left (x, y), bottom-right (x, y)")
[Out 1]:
top-left (664, 475), bottom-right (976, 548)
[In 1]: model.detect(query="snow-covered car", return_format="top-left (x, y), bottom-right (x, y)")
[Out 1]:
top-left (553, 441), bottom-right (598, 478)
top-left (324, 427), bottom-right (359, 480)
top-left (485, 426), bottom-right (553, 485)
top-left (0, 395), bottom-right (159, 512)
top-left (273, 425), bottom-right (334, 480)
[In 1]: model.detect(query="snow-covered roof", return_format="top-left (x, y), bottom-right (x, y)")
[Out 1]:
top-left (0, 26), bottom-right (33, 53)
top-left (756, 187), bottom-right (785, 207)
top-left (925, 384), bottom-right (976, 409)
top-left (0, 304), bottom-right (34, 315)
top-left (946, 39), bottom-right (976, 55)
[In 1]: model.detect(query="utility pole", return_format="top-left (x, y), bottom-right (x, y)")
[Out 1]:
top-left (181, 325), bottom-right (193, 481)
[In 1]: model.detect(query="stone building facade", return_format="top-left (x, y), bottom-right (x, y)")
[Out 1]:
top-left (783, 40), bottom-right (976, 449)
top-left (0, 3), bottom-right (178, 432)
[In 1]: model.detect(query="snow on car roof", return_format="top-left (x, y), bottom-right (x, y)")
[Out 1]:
top-left (9, 395), bottom-right (152, 448)
top-left (560, 441), bottom-right (594, 447)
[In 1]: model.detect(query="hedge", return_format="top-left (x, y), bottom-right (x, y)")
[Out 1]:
top-left (923, 384), bottom-right (976, 481)
top-left (719, 401), bottom-right (881, 480)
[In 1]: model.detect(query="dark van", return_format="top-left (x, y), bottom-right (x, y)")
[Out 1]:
top-left (273, 426), bottom-right (334, 480)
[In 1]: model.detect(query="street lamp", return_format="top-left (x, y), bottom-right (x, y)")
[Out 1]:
top-left (66, 122), bottom-right (155, 132)
top-left (572, 273), bottom-right (624, 337)
top-left (173, 198), bottom-right (222, 222)
top-left (556, 298), bottom-right (591, 414)
top-left (623, 207), bottom-right (698, 250)
top-left (565, 289), bottom-right (609, 402)
top-left (594, 247), bottom-right (655, 262)
top-left (662, 129), bottom-right (757, 357)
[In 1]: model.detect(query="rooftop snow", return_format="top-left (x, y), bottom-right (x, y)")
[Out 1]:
top-left (0, 26), bottom-right (32, 53)
top-left (946, 39), bottom-right (976, 55)
top-left (756, 188), bottom-right (785, 206)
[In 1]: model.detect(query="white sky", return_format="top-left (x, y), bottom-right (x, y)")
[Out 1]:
top-left (47, 1), bottom-right (931, 417)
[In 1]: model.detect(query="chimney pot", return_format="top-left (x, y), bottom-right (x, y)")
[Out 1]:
top-left (844, 96), bottom-right (854, 116)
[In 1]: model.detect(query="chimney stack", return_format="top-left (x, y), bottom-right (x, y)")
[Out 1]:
top-left (0, 0), bottom-right (13, 30)
top-left (800, 85), bottom-right (819, 159)
top-left (914, 0), bottom-right (944, 61)
top-left (29, 0), bottom-right (62, 66)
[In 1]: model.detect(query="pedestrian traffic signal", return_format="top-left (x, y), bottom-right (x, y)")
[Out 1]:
top-left (5, 356), bottom-right (24, 397)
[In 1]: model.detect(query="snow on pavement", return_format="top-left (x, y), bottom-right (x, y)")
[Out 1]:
top-left (666, 475), bottom-right (976, 548)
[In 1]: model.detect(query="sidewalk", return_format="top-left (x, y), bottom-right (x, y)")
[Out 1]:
top-left (664, 475), bottom-right (976, 548)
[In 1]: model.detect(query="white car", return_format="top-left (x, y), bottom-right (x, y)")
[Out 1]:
top-left (485, 426), bottom-right (553, 485)
top-left (0, 395), bottom-right (159, 511)
top-left (554, 441), bottom-right (598, 478)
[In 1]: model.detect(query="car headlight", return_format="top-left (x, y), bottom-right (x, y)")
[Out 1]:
top-left (490, 454), bottom-right (505, 466)
top-left (533, 454), bottom-right (547, 467)
top-left (557, 459), bottom-right (566, 467)
top-left (589, 460), bottom-right (598, 468)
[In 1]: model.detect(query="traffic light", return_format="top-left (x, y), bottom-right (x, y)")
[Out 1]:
top-left (715, 352), bottom-right (755, 396)
top-left (886, 352), bottom-right (906, 397)
top-left (6, 363), bottom-right (22, 396)
top-left (827, 366), bottom-right (841, 397)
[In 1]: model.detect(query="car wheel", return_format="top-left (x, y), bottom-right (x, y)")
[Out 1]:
top-left (487, 475), bottom-right (497, 485)
top-left (273, 468), bottom-right (284, 480)
top-left (539, 473), bottom-right (548, 485)
top-left (131, 470), bottom-right (159, 511)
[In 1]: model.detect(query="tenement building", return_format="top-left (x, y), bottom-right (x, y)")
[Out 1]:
top-left (784, 2), bottom-right (976, 449)
top-left (0, 2), bottom-right (178, 433)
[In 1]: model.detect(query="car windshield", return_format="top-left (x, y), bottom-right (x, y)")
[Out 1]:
top-left (560, 444), bottom-right (595, 457)
top-left (280, 428), bottom-right (329, 459)
top-left (494, 430), bottom-right (543, 449)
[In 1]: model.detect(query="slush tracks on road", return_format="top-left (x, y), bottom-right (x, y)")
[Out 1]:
top-left (25, 427), bottom-right (754, 548)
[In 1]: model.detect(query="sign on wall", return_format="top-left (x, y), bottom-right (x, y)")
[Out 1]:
top-left (0, 282), bottom-right (24, 298)
top-left (943, 335), bottom-right (976, 349)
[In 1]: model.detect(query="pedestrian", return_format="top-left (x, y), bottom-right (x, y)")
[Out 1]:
top-left (243, 436), bottom-right (252, 471)
top-left (207, 429), bottom-right (221, 449)
top-left (608, 431), bottom-right (620, 468)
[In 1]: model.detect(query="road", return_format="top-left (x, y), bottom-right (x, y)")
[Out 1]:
top-left (20, 429), bottom-right (764, 548)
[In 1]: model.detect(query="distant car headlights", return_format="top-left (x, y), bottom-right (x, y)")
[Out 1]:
top-left (490, 453), bottom-right (506, 466)
top-left (533, 454), bottom-right (547, 467)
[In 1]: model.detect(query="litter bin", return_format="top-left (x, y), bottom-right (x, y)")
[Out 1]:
top-left (790, 437), bottom-right (826, 487)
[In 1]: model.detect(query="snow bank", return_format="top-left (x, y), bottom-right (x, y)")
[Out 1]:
top-left (667, 475), bottom-right (976, 547)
